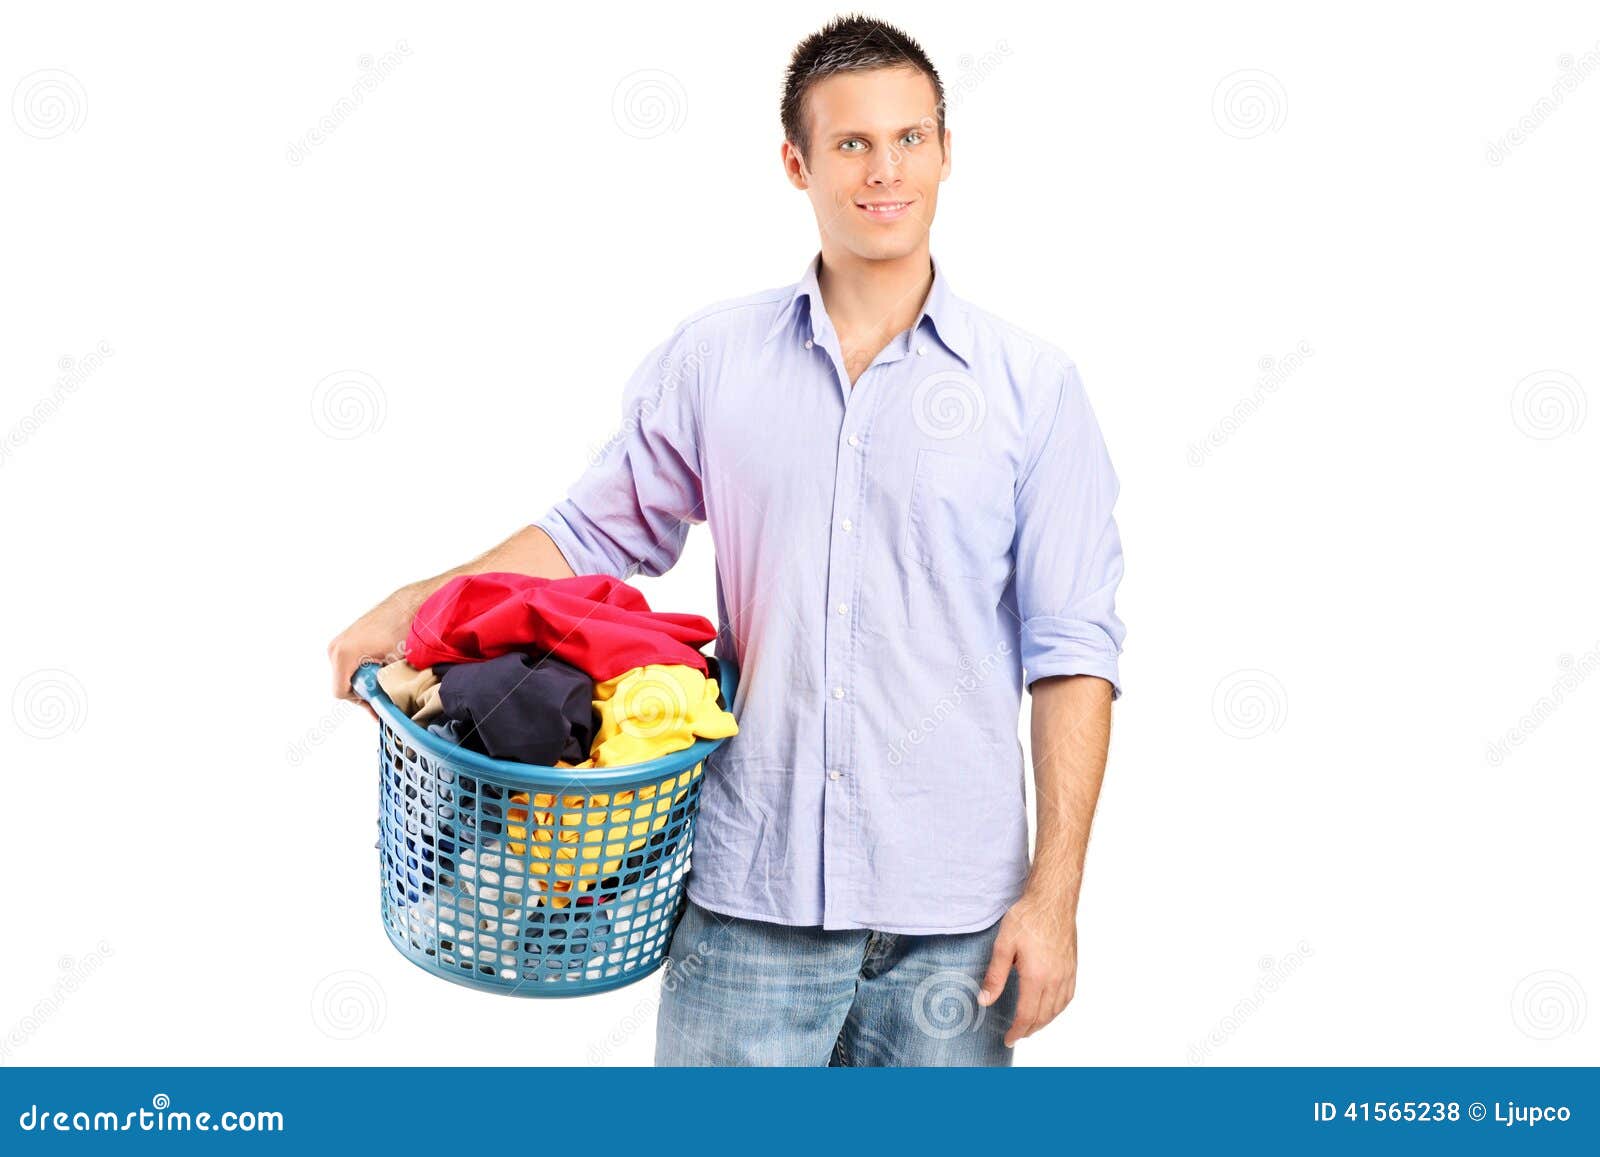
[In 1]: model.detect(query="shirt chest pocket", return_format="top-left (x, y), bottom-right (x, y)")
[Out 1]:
top-left (904, 448), bottom-right (1016, 581)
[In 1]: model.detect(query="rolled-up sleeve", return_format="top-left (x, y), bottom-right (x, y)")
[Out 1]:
top-left (1012, 357), bottom-right (1126, 698)
top-left (534, 322), bottom-right (707, 580)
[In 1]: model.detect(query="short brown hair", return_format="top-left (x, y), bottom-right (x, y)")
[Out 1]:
top-left (780, 14), bottom-right (947, 163)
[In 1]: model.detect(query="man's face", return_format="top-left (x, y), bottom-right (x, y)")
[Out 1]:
top-left (787, 66), bottom-right (951, 262)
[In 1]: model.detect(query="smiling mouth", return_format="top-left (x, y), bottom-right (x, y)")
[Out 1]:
top-left (856, 200), bottom-right (913, 218)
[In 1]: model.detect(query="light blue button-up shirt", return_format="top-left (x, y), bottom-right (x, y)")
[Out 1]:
top-left (535, 250), bottom-right (1125, 934)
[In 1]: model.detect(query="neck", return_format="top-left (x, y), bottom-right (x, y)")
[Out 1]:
top-left (814, 242), bottom-right (934, 341)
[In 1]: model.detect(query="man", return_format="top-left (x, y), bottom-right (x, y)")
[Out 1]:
top-left (329, 14), bottom-right (1125, 1066)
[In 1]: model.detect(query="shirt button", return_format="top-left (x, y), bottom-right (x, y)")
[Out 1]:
top-left (836, 602), bottom-right (848, 616)
top-left (828, 770), bottom-right (841, 781)
top-left (831, 686), bottom-right (845, 700)
top-left (804, 339), bottom-right (814, 349)
top-left (840, 518), bottom-right (853, 532)
top-left (847, 434), bottom-right (860, 448)
top-left (917, 344), bottom-right (927, 356)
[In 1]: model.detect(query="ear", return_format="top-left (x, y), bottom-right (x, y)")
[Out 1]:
top-left (782, 139), bottom-right (811, 189)
top-left (940, 128), bottom-right (953, 181)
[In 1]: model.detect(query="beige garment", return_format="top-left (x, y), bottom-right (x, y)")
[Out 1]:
top-left (376, 660), bottom-right (444, 724)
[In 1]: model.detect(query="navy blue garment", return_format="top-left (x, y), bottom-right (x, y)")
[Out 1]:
top-left (437, 652), bottom-right (598, 766)
top-left (703, 654), bottom-right (724, 708)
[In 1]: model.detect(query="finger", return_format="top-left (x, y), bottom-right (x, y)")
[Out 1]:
top-left (1005, 978), bottom-right (1043, 1048)
top-left (977, 932), bottom-right (1016, 1006)
top-left (331, 646), bottom-right (357, 701)
top-left (334, 647), bottom-right (381, 702)
top-left (1038, 980), bottom-right (1069, 1031)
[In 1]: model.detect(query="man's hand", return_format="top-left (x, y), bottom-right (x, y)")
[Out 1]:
top-left (977, 885), bottom-right (1078, 1048)
top-left (326, 583), bottom-right (426, 718)
top-left (980, 672), bottom-right (1111, 1048)
top-left (326, 525), bottom-right (580, 719)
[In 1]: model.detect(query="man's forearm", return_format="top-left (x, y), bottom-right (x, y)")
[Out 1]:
top-left (398, 525), bottom-right (576, 611)
top-left (1024, 673), bottom-right (1114, 909)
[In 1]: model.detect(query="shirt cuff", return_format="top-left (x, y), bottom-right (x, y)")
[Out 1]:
top-left (532, 503), bottom-right (633, 581)
top-left (1021, 615), bottom-right (1123, 699)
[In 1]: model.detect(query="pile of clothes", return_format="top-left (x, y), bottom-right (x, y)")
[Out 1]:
top-left (379, 573), bottom-right (737, 928)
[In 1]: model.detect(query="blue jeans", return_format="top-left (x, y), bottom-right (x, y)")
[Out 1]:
top-left (654, 897), bottom-right (1021, 1066)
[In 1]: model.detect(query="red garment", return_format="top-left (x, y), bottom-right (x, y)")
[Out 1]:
top-left (405, 573), bottom-right (715, 682)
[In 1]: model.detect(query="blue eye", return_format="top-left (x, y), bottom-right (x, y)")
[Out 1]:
top-left (841, 139), bottom-right (865, 151)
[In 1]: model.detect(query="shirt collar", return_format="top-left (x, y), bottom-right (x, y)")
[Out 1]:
top-left (762, 250), bottom-right (973, 367)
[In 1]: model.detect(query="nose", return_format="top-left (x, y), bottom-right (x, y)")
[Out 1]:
top-left (865, 148), bottom-right (903, 188)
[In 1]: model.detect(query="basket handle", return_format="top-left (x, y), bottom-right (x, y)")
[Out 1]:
top-left (349, 660), bottom-right (384, 704)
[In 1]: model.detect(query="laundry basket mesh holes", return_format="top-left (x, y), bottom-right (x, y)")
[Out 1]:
top-left (378, 719), bottom-right (704, 989)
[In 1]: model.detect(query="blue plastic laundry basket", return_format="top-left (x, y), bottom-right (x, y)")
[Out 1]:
top-left (352, 657), bottom-right (737, 998)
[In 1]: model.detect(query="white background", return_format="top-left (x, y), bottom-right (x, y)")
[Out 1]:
top-left (2, 1), bottom-right (1596, 1067)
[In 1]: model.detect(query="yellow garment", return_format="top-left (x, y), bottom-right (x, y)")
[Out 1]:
top-left (503, 664), bottom-right (735, 909)
top-left (506, 764), bottom-right (701, 909)
top-left (588, 664), bottom-right (738, 767)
